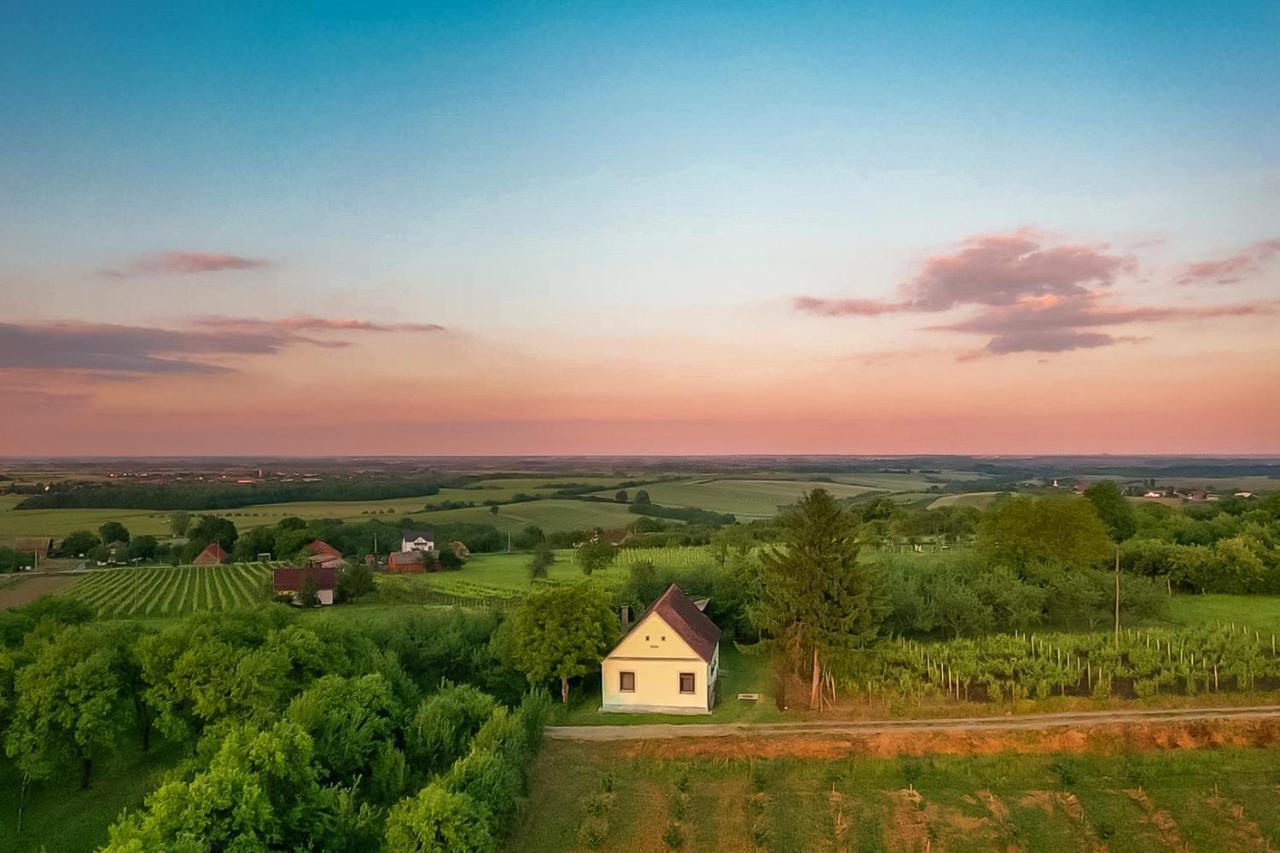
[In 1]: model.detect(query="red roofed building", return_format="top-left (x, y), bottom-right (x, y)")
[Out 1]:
top-left (387, 550), bottom-right (426, 573)
top-left (304, 540), bottom-right (342, 559)
top-left (192, 543), bottom-right (229, 566)
top-left (273, 566), bottom-right (337, 606)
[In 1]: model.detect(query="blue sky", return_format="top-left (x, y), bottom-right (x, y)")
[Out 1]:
top-left (1, 2), bottom-right (1277, 453)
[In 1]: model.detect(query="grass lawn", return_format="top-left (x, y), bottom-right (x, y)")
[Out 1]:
top-left (0, 740), bottom-right (181, 853)
top-left (555, 644), bottom-right (784, 725)
top-left (1168, 593), bottom-right (1280, 637)
top-left (512, 743), bottom-right (1280, 852)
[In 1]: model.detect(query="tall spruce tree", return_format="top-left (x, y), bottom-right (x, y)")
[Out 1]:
top-left (750, 489), bottom-right (881, 709)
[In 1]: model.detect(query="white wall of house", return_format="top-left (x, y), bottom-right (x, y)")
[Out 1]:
top-left (601, 613), bottom-right (718, 713)
top-left (402, 537), bottom-right (434, 552)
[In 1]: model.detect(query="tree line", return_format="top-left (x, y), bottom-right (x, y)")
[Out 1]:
top-left (0, 599), bottom-right (550, 851)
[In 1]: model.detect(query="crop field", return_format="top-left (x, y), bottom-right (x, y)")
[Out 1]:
top-left (0, 506), bottom-right (175, 543)
top-left (514, 743), bottom-right (1280, 852)
top-left (62, 562), bottom-right (276, 618)
top-left (392, 551), bottom-right (629, 598)
top-left (408, 498), bottom-right (644, 534)
top-left (614, 546), bottom-right (717, 571)
top-left (853, 623), bottom-right (1280, 704)
top-left (603, 479), bottom-right (882, 519)
top-left (929, 491), bottom-right (1001, 510)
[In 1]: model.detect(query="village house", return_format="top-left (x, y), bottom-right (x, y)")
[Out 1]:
top-left (387, 550), bottom-right (426, 573)
top-left (192, 542), bottom-right (229, 566)
top-left (301, 539), bottom-right (344, 569)
top-left (400, 529), bottom-right (435, 552)
top-left (600, 584), bottom-right (720, 715)
top-left (272, 566), bottom-right (337, 606)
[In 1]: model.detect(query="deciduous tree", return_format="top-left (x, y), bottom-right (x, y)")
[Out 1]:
top-left (499, 583), bottom-right (619, 703)
top-left (1084, 480), bottom-right (1138, 541)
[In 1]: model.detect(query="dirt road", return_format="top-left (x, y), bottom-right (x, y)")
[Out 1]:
top-left (547, 703), bottom-right (1280, 741)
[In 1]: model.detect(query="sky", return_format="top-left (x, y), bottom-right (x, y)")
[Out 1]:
top-left (1, 1), bottom-right (1278, 456)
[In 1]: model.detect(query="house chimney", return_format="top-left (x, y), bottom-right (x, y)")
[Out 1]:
top-left (620, 605), bottom-right (631, 630)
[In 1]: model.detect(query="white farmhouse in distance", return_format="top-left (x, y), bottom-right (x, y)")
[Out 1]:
top-left (601, 584), bottom-right (720, 714)
top-left (400, 529), bottom-right (435, 553)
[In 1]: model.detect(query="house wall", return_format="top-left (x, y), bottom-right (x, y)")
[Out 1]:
top-left (600, 613), bottom-right (717, 713)
top-left (402, 538), bottom-right (435, 552)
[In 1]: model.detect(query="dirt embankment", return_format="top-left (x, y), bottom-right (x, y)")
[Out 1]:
top-left (618, 717), bottom-right (1280, 761)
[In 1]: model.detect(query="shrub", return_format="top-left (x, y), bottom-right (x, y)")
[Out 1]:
top-left (384, 782), bottom-right (495, 853)
top-left (407, 685), bottom-right (497, 775)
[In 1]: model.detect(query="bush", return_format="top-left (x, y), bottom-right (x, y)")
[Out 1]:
top-left (384, 782), bottom-right (495, 853)
top-left (407, 684), bottom-right (498, 775)
top-left (445, 747), bottom-right (523, 832)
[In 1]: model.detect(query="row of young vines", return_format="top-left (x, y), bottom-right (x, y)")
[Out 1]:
top-left (845, 622), bottom-right (1280, 702)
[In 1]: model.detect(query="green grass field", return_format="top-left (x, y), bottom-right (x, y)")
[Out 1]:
top-left (0, 740), bottom-right (181, 853)
top-left (603, 478), bottom-right (882, 519)
top-left (1169, 593), bottom-right (1280, 637)
top-left (407, 498), bottom-right (645, 534)
top-left (0, 506), bottom-right (176, 542)
top-left (929, 491), bottom-right (1001, 509)
top-left (513, 744), bottom-right (1280, 852)
top-left (62, 562), bottom-right (276, 618)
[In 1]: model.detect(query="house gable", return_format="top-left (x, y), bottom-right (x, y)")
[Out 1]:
top-left (607, 610), bottom-right (703, 661)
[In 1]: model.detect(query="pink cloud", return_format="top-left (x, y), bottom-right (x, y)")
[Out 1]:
top-left (795, 228), bottom-right (1278, 355)
top-left (0, 313), bottom-right (445, 376)
top-left (198, 315), bottom-right (446, 334)
top-left (792, 296), bottom-right (904, 316)
top-left (101, 251), bottom-right (271, 277)
top-left (1176, 238), bottom-right (1280, 286)
top-left (901, 229), bottom-right (1135, 310)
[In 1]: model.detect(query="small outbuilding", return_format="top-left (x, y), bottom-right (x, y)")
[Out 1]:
top-left (273, 566), bottom-right (337, 606)
top-left (192, 543), bottom-right (229, 566)
top-left (600, 584), bottom-right (720, 715)
top-left (387, 550), bottom-right (426, 573)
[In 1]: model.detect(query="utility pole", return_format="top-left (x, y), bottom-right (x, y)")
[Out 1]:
top-left (1113, 545), bottom-right (1121, 648)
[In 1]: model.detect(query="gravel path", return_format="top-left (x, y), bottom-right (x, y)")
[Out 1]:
top-left (546, 703), bottom-right (1280, 741)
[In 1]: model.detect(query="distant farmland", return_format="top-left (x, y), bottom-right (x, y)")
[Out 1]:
top-left (62, 562), bottom-right (275, 619)
top-left (405, 498), bottom-right (645, 534)
top-left (602, 478), bottom-right (882, 519)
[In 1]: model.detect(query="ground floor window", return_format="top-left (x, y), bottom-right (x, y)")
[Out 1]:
top-left (679, 672), bottom-right (695, 694)
top-left (620, 671), bottom-right (635, 692)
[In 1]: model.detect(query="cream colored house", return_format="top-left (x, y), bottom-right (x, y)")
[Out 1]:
top-left (601, 584), bottom-right (720, 714)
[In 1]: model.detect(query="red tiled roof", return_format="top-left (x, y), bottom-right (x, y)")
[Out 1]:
top-left (389, 550), bottom-right (425, 564)
top-left (305, 540), bottom-right (342, 558)
top-left (273, 566), bottom-right (337, 592)
top-left (193, 543), bottom-right (228, 565)
top-left (634, 584), bottom-right (720, 662)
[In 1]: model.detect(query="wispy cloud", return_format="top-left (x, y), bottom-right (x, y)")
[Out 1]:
top-left (1176, 238), bottom-right (1280, 286)
top-left (100, 251), bottom-right (271, 277)
top-left (0, 314), bottom-right (447, 376)
top-left (796, 229), bottom-right (1276, 356)
top-left (196, 315), bottom-right (446, 334)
